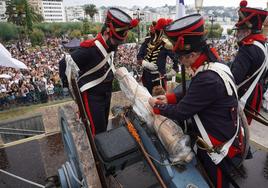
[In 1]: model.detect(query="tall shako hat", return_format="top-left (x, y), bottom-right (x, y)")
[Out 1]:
top-left (105, 7), bottom-right (139, 41)
top-left (234, 0), bottom-right (268, 33)
top-left (164, 14), bottom-right (206, 55)
top-left (150, 18), bottom-right (173, 43)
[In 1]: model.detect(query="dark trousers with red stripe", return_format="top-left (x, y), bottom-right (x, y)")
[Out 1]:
top-left (142, 69), bottom-right (167, 95)
top-left (245, 83), bottom-right (263, 125)
top-left (82, 91), bottom-right (111, 136)
top-left (197, 149), bottom-right (231, 188)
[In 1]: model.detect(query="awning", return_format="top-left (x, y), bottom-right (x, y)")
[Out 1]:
top-left (62, 38), bottom-right (80, 49)
top-left (0, 43), bottom-right (28, 69)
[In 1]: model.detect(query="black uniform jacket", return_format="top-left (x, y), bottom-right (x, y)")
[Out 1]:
top-left (231, 35), bottom-right (267, 99)
top-left (137, 37), bottom-right (179, 74)
top-left (59, 45), bottom-right (113, 94)
top-left (154, 62), bottom-right (238, 145)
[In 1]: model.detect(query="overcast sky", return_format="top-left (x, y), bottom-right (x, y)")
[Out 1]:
top-left (64, 0), bottom-right (267, 8)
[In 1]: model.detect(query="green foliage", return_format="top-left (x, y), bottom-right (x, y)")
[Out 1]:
top-left (0, 22), bottom-right (19, 41)
top-left (6, 0), bottom-right (43, 32)
top-left (88, 23), bottom-right (102, 35)
top-left (24, 0), bottom-right (32, 31)
top-left (84, 4), bottom-right (98, 21)
top-left (82, 18), bottom-right (90, 34)
top-left (29, 28), bottom-right (45, 46)
top-left (205, 23), bottom-right (223, 39)
top-left (69, 29), bottom-right (82, 39)
top-left (126, 31), bottom-right (137, 43)
top-left (34, 22), bottom-right (82, 37)
top-left (0, 21), bottom-right (137, 43)
top-left (51, 23), bottom-right (63, 37)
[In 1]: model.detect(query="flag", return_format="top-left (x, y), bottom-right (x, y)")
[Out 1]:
top-left (176, 0), bottom-right (186, 19)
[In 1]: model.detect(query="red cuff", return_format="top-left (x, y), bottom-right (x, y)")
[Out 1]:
top-left (153, 107), bottom-right (161, 114)
top-left (166, 93), bottom-right (177, 104)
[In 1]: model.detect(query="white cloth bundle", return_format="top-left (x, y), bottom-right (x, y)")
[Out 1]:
top-left (115, 67), bottom-right (194, 163)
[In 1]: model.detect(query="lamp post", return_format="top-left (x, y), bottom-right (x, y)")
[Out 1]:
top-left (209, 14), bottom-right (217, 43)
top-left (133, 8), bottom-right (144, 44)
top-left (195, 0), bottom-right (204, 14)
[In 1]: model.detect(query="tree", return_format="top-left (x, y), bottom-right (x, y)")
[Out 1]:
top-left (50, 23), bottom-right (62, 37)
top-left (84, 4), bottom-right (98, 22)
top-left (29, 28), bottom-right (45, 46)
top-left (0, 22), bottom-right (19, 41)
top-left (24, 0), bottom-right (33, 31)
top-left (69, 29), bottom-right (82, 39)
top-left (126, 31), bottom-right (137, 43)
top-left (82, 18), bottom-right (90, 34)
top-left (205, 23), bottom-right (223, 39)
top-left (6, 0), bottom-right (26, 26)
top-left (6, 0), bottom-right (43, 32)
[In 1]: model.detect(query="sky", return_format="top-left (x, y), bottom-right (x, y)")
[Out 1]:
top-left (63, 0), bottom-right (267, 8)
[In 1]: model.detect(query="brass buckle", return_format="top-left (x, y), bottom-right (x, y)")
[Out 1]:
top-left (196, 136), bottom-right (223, 154)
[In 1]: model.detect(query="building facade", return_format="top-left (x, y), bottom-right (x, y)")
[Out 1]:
top-left (0, 0), bottom-right (6, 22)
top-left (28, 0), bottom-right (42, 14)
top-left (65, 6), bottom-right (85, 22)
top-left (42, 0), bottom-right (65, 22)
top-left (263, 1), bottom-right (268, 36)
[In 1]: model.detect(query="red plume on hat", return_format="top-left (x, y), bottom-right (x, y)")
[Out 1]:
top-left (130, 19), bottom-right (139, 28)
top-left (155, 18), bottom-right (172, 30)
top-left (240, 0), bottom-right (248, 7)
top-left (166, 19), bottom-right (173, 25)
top-left (236, 0), bottom-right (268, 32)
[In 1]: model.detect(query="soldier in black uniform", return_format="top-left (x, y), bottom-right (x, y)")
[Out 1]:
top-left (231, 0), bottom-right (268, 124)
top-left (148, 14), bottom-right (244, 188)
top-left (59, 8), bottom-right (139, 136)
top-left (137, 18), bottom-right (179, 95)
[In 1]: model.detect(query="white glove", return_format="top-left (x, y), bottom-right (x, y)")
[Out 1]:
top-left (166, 69), bottom-right (177, 79)
top-left (142, 60), bottom-right (158, 71)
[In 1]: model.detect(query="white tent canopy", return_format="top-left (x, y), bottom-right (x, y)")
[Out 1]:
top-left (0, 43), bottom-right (28, 69)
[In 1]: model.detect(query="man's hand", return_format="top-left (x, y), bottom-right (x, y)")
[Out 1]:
top-left (142, 60), bottom-right (158, 71)
top-left (148, 97), bottom-right (158, 107)
top-left (156, 95), bottom-right (167, 104)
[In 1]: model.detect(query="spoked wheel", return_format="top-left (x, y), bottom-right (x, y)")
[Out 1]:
top-left (58, 117), bottom-right (84, 188)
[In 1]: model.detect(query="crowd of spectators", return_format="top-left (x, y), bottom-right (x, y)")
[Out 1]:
top-left (0, 39), bottom-right (141, 110)
top-left (114, 43), bottom-right (142, 76)
top-left (0, 38), bottom-right (68, 110)
top-left (1, 36), bottom-right (267, 111)
top-left (213, 36), bottom-right (238, 64)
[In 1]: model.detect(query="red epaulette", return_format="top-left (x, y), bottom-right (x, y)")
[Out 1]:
top-left (80, 39), bottom-right (97, 48)
top-left (241, 38), bottom-right (254, 45)
top-left (241, 34), bottom-right (266, 46)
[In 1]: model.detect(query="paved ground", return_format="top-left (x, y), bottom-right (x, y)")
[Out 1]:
top-left (249, 110), bottom-right (268, 151)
